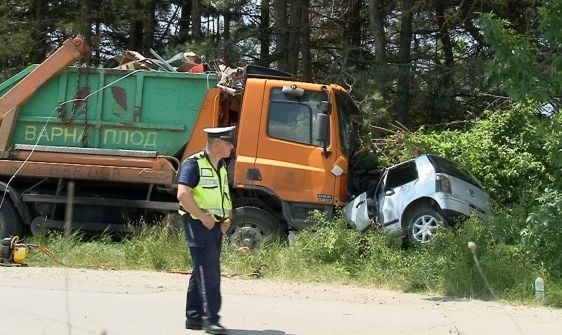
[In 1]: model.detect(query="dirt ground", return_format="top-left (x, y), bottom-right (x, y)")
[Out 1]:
top-left (0, 266), bottom-right (561, 334)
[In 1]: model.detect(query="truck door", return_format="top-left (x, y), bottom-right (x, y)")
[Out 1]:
top-left (253, 83), bottom-right (338, 221)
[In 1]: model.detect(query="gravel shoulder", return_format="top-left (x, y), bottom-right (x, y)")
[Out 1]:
top-left (0, 267), bottom-right (560, 335)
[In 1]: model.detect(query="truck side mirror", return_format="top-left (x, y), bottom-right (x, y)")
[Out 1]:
top-left (317, 113), bottom-right (328, 142)
top-left (321, 101), bottom-right (330, 114)
top-left (317, 113), bottom-right (330, 158)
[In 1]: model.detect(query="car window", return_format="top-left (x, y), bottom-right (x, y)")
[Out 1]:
top-left (427, 155), bottom-right (481, 186)
top-left (384, 161), bottom-right (418, 190)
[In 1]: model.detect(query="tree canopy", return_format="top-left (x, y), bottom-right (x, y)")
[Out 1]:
top-left (1, 0), bottom-right (560, 127)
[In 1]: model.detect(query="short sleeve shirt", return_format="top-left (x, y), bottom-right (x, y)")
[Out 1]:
top-left (178, 158), bottom-right (200, 188)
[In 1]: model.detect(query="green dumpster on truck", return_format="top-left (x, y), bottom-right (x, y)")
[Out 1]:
top-left (0, 66), bottom-right (217, 156)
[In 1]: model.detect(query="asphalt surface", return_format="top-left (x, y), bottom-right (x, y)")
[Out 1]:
top-left (0, 267), bottom-right (561, 335)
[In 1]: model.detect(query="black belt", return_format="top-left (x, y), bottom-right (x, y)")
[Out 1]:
top-left (184, 213), bottom-right (226, 223)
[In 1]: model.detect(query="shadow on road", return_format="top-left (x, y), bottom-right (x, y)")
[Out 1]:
top-left (228, 329), bottom-right (289, 335)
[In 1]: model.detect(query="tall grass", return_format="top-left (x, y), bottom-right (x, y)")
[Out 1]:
top-left (27, 221), bottom-right (189, 271)
top-left (25, 212), bottom-right (561, 308)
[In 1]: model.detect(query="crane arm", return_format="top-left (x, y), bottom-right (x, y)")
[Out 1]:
top-left (0, 36), bottom-right (89, 155)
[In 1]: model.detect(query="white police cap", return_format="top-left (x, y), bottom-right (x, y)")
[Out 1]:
top-left (203, 125), bottom-right (236, 141)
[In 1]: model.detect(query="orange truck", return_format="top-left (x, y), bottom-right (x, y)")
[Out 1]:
top-left (0, 37), bottom-right (363, 248)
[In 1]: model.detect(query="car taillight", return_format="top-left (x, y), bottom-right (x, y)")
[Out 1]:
top-left (436, 175), bottom-right (451, 194)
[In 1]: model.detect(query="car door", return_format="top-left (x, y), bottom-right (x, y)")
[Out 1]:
top-left (344, 191), bottom-right (372, 232)
top-left (377, 160), bottom-right (419, 231)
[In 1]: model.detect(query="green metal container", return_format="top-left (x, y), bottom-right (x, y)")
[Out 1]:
top-left (0, 66), bottom-right (216, 156)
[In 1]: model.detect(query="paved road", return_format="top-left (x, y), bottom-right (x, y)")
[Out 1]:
top-left (0, 267), bottom-right (560, 335)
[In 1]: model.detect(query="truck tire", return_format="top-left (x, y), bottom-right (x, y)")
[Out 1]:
top-left (0, 200), bottom-right (24, 238)
top-left (228, 206), bottom-right (286, 250)
top-left (162, 212), bottom-right (184, 232)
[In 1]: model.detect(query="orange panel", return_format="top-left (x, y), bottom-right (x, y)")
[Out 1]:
top-left (0, 159), bottom-right (175, 184)
top-left (10, 151), bottom-right (158, 168)
top-left (242, 79), bottom-right (338, 204)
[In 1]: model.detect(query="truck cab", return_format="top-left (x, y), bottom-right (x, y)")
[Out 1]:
top-left (206, 73), bottom-right (362, 249)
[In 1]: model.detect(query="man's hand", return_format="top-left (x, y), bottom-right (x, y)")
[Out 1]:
top-left (221, 220), bottom-right (231, 233)
top-left (201, 214), bottom-right (216, 230)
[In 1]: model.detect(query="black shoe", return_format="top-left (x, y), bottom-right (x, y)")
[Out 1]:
top-left (185, 319), bottom-right (202, 330)
top-left (204, 323), bottom-right (227, 335)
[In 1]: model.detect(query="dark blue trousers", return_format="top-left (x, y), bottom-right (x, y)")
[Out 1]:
top-left (184, 217), bottom-right (223, 325)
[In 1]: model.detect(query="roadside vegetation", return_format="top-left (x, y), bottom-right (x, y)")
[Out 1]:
top-left (25, 101), bottom-right (562, 308)
top-left (14, 2), bottom-right (562, 309)
top-left (25, 208), bottom-right (561, 308)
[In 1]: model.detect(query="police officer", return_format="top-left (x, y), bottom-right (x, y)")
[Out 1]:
top-left (177, 126), bottom-right (235, 335)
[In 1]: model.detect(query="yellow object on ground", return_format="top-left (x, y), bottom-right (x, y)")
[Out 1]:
top-left (12, 245), bottom-right (30, 263)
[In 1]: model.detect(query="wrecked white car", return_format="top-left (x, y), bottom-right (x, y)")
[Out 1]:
top-left (345, 154), bottom-right (490, 244)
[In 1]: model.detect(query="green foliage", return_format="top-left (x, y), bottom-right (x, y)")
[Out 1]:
top-left (524, 188), bottom-right (562, 273)
top-left (27, 222), bottom-right (188, 271)
top-left (120, 222), bottom-right (188, 270)
top-left (477, 6), bottom-right (561, 102)
top-left (296, 211), bottom-right (362, 270)
top-left (402, 102), bottom-right (558, 206)
top-left (539, 0), bottom-right (562, 50)
top-left (427, 215), bottom-right (537, 299)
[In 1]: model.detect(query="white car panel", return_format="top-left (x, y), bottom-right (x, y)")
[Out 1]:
top-left (344, 192), bottom-right (371, 232)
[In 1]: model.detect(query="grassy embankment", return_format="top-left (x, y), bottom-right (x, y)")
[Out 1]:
top-left (23, 211), bottom-right (562, 308)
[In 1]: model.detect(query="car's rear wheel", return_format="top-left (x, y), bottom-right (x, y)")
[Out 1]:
top-left (404, 207), bottom-right (446, 244)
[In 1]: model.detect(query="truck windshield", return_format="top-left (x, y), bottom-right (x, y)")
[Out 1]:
top-left (334, 91), bottom-right (361, 158)
top-left (268, 88), bottom-right (329, 146)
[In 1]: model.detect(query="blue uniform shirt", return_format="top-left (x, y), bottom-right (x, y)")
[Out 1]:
top-left (178, 158), bottom-right (200, 189)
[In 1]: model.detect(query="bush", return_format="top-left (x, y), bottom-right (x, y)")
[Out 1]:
top-left (403, 102), bottom-right (557, 207)
top-left (524, 189), bottom-right (562, 276)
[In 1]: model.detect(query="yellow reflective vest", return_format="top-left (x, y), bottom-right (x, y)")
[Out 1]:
top-left (180, 151), bottom-right (232, 221)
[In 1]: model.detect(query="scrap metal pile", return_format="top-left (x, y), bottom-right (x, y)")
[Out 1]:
top-left (103, 48), bottom-right (245, 92)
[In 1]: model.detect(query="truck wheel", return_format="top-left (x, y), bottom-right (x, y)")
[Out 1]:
top-left (30, 217), bottom-right (48, 237)
top-left (162, 212), bottom-right (184, 232)
top-left (228, 206), bottom-right (286, 250)
top-left (0, 200), bottom-right (23, 238)
top-left (403, 207), bottom-right (446, 244)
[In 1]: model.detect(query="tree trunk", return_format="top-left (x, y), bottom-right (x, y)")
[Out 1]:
top-left (192, 0), bottom-right (202, 40)
top-left (273, 0), bottom-right (288, 71)
top-left (258, 0), bottom-right (271, 67)
top-left (301, 0), bottom-right (312, 81)
top-left (345, 0), bottom-right (362, 64)
top-left (434, 2), bottom-right (454, 119)
top-left (178, 0), bottom-right (192, 44)
top-left (79, 0), bottom-right (93, 65)
top-left (29, 0), bottom-right (49, 63)
top-left (127, 0), bottom-right (143, 50)
top-left (79, 0), bottom-right (92, 50)
top-left (142, 0), bottom-right (156, 55)
top-left (396, 0), bottom-right (413, 124)
top-left (93, 20), bottom-right (101, 66)
top-left (368, 0), bottom-right (387, 97)
top-left (223, 8), bottom-right (231, 40)
top-left (287, 0), bottom-right (301, 75)
top-left (221, 6), bottom-right (234, 63)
